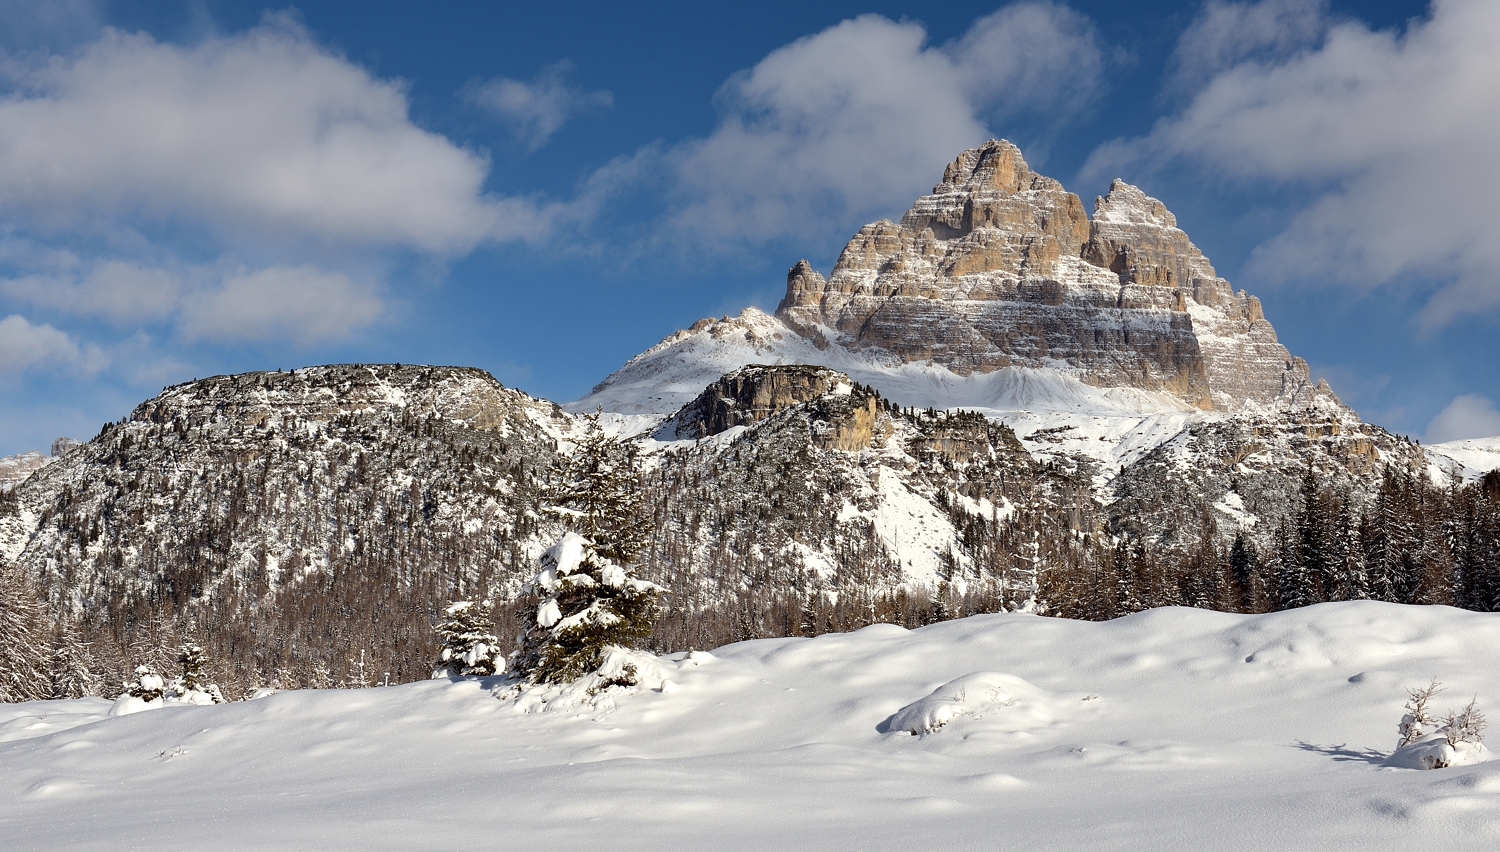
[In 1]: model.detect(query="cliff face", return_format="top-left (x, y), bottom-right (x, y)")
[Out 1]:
top-left (776, 140), bottom-right (1325, 411)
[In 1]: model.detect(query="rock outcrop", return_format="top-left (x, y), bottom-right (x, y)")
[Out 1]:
top-left (666, 365), bottom-right (850, 439)
top-left (775, 140), bottom-right (1326, 411)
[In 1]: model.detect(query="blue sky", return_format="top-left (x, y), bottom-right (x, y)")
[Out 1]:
top-left (2, 0), bottom-right (1497, 455)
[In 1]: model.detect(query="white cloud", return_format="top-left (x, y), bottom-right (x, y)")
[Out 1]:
top-left (178, 265), bottom-right (383, 346)
top-left (1088, 0), bottom-right (1500, 329)
top-left (0, 15), bottom-right (547, 252)
top-left (1427, 394), bottom-right (1500, 443)
top-left (662, 2), bottom-right (1104, 247)
top-left (467, 60), bottom-right (612, 151)
top-left (1166, 0), bottom-right (1329, 92)
top-left (0, 313), bottom-right (102, 377)
top-left (1, 258), bottom-right (186, 325)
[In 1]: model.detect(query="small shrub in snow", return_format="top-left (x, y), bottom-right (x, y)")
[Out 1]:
top-left (510, 533), bottom-right (664, 685)
top-left (1443, 698), bottom-right (1487, 749)
top-left (1397, 680), bottom-right (1443, 749)
top-left (434, 601), bottom-right (503, 677)
top-left (1388, 681), bottom-right (1489, 769)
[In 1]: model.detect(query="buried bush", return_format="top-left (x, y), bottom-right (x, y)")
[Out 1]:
top-left (1390, 680), bottom-right (1488, 769)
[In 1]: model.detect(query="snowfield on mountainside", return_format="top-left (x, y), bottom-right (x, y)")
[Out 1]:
top-left (5, 601), bottom-right (1500, 851)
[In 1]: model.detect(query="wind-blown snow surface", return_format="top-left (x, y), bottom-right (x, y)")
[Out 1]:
top-left (6, 603), bottom-right (1500, 850)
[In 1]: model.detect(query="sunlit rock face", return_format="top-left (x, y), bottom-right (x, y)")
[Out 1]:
top-left (776, 140), bottom-right (1326, 411)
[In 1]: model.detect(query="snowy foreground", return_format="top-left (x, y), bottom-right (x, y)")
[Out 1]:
top-left (6, 603), bottom-right (1500, 851)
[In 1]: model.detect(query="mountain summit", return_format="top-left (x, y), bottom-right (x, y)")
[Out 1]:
top-left (581, 140), bottom-right (1333, 417)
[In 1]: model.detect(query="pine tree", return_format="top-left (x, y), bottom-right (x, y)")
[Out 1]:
top-left (1294, 467), bottom-right (1332, 604)
top-left (0, 564), bottom-right (51, 703)
top-left (125, 665), bottom-right (166, 702)
top-left (1228, 532), bottom-right (1258, 612)
top-left (1272, 521), bottom-right (1312, 611)
top-left (546, 412), bottom-right (648, 564)
top-left (49, 621), bottom-right (100, 699)
top-left (434, 601), bottom-right (503, 677)
top-left (511, 533), bottom-right (664, 685)
top-left (168, 641), bottom-right (226, 703)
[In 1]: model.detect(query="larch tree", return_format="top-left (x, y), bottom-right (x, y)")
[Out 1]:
top-left (0, 564), bottom-right (51, 703)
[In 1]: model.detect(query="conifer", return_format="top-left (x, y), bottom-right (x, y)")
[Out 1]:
top-left (435, 601), bottom-right (503, 677)
top-left (125, 665), bottom-right (166, 702)
top-left (49, 621), bottom-right (100, 699)
top-left (168, 641), bottom-right (226, 703)
top-left (545, 412), bottom-right (648, 564)
top-left (511, 533), bottom-right (664, 684)
top-left (0, 564), bottom-right (51, 703)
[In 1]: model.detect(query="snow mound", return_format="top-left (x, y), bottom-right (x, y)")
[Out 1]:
top-left (888, 671), bottom-right (1052, 735)
top-left (1386, 736), bottom-right (1491, 770)
top-left (498, 646), bottom-right (669, 716)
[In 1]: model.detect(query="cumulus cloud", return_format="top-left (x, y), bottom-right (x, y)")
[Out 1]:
top-left (0, 15), bottom-right (581, 355)
top-left (466, 60), bottom-right (612, 151)
top-left (663, 2), bottom-right (1104, 247)
top-left (179, 265), bottom-right (383, 346)
top-left (1, 258), bottom-right (186, 325)
top-left (0, 314), bottom-right (102, 377)
top-left (0, 252), bottom-right (384, 345)
top-left (0, 15), bottom-right (547, 252)
top-left (1166, 0), bottom-right (1329, 92)
top-left (1427, 394), bottom-right (1500, 443)
top-left (1088, 0), bottom-right (1500, 329)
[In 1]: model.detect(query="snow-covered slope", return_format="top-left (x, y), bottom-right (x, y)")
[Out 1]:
top-left (1428, 436), bottom-right (1500, 483)
top-left (576, 308), bottom-right (1200, 421)
top-left (5, 602), bottom-right (1500, 850)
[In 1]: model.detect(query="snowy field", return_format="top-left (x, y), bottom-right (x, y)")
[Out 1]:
top-left (6, 602), bottom-right (1500, 851)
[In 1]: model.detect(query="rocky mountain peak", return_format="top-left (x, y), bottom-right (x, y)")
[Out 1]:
top-left (773, 139), bottom-right (1330, 412)
top-left (932, 138), bottom-right (1036, 197)
top-left (1092, 178), bottom-right (1177, 227)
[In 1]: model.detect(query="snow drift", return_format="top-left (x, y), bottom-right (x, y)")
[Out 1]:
top-left (4, 602), bottom-right (1500, 851)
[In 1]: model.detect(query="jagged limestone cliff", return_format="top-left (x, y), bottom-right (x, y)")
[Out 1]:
top-left (775, 139), bottom-right (1327, 411)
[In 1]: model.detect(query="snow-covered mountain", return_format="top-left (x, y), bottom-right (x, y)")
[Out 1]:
top-left (1428, 436), bottom-right (1500, 483)
top-left (0, 365), bottom-right (574, 683)
top-left (581, 140), bottom-right (1332, 421)
top-left (0, 451), bottom-right (49, 493)
top-left (577, 140), bottom-right (1430, 514)
top-left (0, 439), bottom-right (78, 492)
top-left (1, 142), bottom-right (1495, 692)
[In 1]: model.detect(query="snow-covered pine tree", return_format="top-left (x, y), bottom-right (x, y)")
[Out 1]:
top-left (0, 563), bottom-right (51, 703)
top-left (545, 411), bottom-right (647, 565)
top-left (49, 620), bottom-right (100, 699)
top-left (434, 601), bottom-right (503, 677)
top-left (125, 665), bottom-right (166, 702)
top-left (167, 641), bottom-right (226, 703)
top-left (511, 533), bottom-right (664, 685)
top-left (1272, 521), bottom-right (1313, 611)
